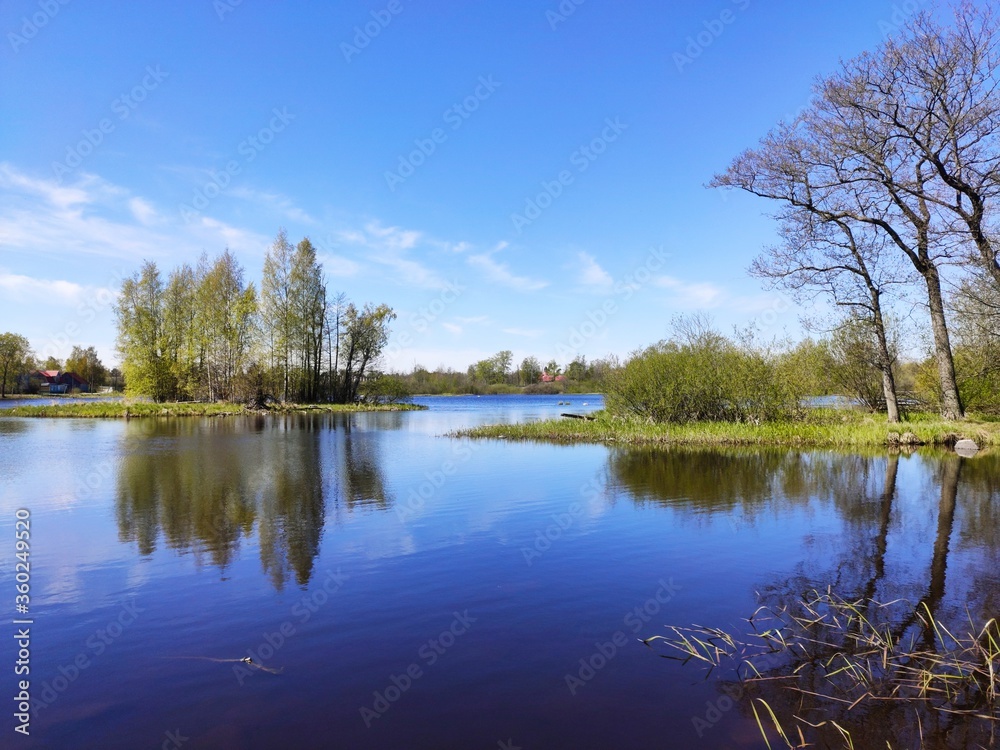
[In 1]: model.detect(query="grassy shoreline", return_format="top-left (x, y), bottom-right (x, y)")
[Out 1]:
top-left (0, 401), bottom-right (427, 418)
top-left (453, 410), bottom-right (1000, 448)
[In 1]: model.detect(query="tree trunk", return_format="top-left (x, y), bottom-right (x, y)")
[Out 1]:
top-left (923, 268), bottom-right (964, 420)
top-left (869, 293), bottom-right (900, 424)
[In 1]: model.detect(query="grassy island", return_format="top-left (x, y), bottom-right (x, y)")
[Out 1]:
top-left (453, 409), bottom-right (1000, 449)
top-left (0, 401), bottom-right (426, 419)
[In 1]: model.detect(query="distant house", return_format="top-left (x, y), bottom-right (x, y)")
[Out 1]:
top-left (28, 370), bottom-right (90, 394)
top-left (540, 373), bottom-right (566, 383)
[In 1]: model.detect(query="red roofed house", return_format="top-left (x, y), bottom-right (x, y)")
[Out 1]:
top-left (29, 370), bottom-right (91, 394)
top-left (539, 373), bottom-right (566, 383)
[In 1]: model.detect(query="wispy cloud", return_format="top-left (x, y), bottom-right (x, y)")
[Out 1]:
top-left (323, 220), bottom-right (450, 289)
top-left (230, 186), bottom-right (315, 224)
top-left (317, 252), bottom-right (362, 277)
top-left (0, 271), bottom-right (110, 305)
top-left (128, 197), bottom-right (158, 225)
top-left (654, 275), bottom-right (725, 308)
top-left (0, 163), bottom-right (269, 262)
top-left (575, 251), bottom-right (614, 291)
top-left (468, 242), bottom-right (548, 292)
top-left (442, 322), bottom-right (463, 335)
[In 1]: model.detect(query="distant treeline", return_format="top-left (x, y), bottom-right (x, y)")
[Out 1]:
top-left (390, 352), bottom-right (617, 395)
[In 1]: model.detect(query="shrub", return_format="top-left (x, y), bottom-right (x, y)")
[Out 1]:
top-left (605, 319), bottom-right (802, 424)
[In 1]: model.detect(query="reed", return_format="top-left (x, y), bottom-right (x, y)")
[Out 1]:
top-left (648, 590), bottom-right (1000, 748)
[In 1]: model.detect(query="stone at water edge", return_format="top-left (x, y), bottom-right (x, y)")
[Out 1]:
top-left (955, 438), bottom-right (979, 458)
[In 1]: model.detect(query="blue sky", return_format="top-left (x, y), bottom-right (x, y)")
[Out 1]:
top-left (0, 0), bottom-right (939, 371)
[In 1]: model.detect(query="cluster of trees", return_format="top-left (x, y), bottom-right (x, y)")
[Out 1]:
top-left (115, 230), bottom-right (396, 404)
top-left (714, 4), bottom-right (1000, 422)
top-left (0, 333), bottom-right (111, 397)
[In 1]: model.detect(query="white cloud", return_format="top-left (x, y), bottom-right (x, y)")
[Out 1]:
top-left (576, 251), bottom-right (614, 291)
top-left (317, 252), bottom-right (362, 277)
top-left (468, 243), bottom-right (547, 292)
top-left (229, 186), bottom-right (315, 224)
top-left (442, 322), bottom-right (463, 335)
top-left (320, 220), bottom-right (450, 289)
top-left (654, 275), bottom-right (725, 308)
top-left (128, 197), bottom-right (157, 225)
top-left (0, 163), bottom-right (92, 209)
top-left (0, 271), bottom-right (108, 305)
top-left (0, 164), bottom-right (269, 263)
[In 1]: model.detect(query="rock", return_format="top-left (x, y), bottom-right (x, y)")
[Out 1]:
top-left (900, 432), bottom-right (924, 446)
top-left (955, 438), bottom-right (979, 458)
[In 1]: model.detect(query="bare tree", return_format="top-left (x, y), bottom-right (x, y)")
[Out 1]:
top-left (752, 210), bottom-right (905, 421)
top-left (844, 5), bottom-right (1000, 288)
top-left (714, 96), bottom-right (965, 418)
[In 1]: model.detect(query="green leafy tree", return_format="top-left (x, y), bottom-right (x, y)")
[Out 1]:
top-left (290, 238), bottom-right (327, 402)
top-left (565, 356), bottom-right (588, 381)
top-left (196, 250), bottom-right (257, 401)
top-left (519, 356), bottom-right (542, 385)
top-left (65, 345), bottom-right (107, 390)
top-left (261, 229), bottom-right (295, 401)
top-left (0, 333), bottom-right (31, 397)
top-left (338, 303), bottom-right (396, 403)
top-left (116, 261), bottom-right (174, 401)
top-left (162, 263), bottom-right (200, 399)
top-left (41, 356), bottom-right (61, 371)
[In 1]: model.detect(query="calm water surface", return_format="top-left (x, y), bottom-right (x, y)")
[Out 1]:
top-left (1, 395), bottom-right (998, 749)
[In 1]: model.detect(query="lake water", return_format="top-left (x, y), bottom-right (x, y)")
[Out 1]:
top-left (1, 395), bottom-right (998, 749)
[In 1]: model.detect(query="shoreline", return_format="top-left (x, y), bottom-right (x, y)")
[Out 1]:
top-left (451, 412), bottom-right (1000, 449)
top-left (0, 402), bottom-right (427, 419)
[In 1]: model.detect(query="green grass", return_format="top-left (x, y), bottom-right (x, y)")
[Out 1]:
top-left (0, 401), bottom-right (427, 418)
top-left (453, 408), bottom-right (1000, 448)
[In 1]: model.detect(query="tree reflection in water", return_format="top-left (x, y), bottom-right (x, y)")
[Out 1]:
top-left (612, 447), bottom-right (1000, 749)
top-left (115, 414), bottom-right (394, 590)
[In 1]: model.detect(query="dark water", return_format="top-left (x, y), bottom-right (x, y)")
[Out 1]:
top-left (1, 395), bottom-right (998, 749)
